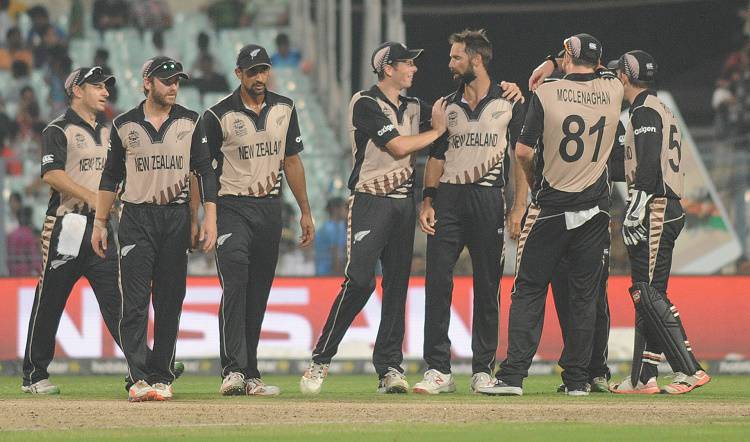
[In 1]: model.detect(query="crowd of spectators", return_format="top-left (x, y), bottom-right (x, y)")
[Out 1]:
top-left (0, 1), bottom-right (313, 277)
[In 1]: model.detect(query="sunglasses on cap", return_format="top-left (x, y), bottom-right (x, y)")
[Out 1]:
top-left (154, 60), bottom-right (183, 73)
top-left (81, 66), bottom-right (103, 82)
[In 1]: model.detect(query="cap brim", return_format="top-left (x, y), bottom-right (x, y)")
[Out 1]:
top-left (152, 71), bottom-right (190, 80)
top-left (84, 73), bottom-right (116, 87)
top-left (239, 61), bottom-right (272, 71)
top-left (606, 59), bottom-right (619, 71)
top-left (400, 48), bottom-right (423, 61)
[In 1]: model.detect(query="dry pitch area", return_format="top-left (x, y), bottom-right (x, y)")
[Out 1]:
top-left (1, 375), bottom-right (748, 440)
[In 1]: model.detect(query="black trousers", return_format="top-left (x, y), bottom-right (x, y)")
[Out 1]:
top-left (22, 213), bottom-right (121, 386)
top-left (424, 184), bottom-right (505, 375)
top-left (118, 203), bottom-right (190, 385)
top-left (626, 198), bottom-right (700, 381)
top-left (498, 206), bottom-right (608, 388)
top-left (215, 196), bottom-right (281, 379)
top-left (312, 193), bottom-right (415, 377)
top-left (551, 230), bottom-right (611, 381)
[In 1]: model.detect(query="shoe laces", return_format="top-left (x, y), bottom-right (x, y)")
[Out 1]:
top-left (227, 372), bottom-right (245, 383)
top-left (248, 377), bottom-right (265, 386)
top-left (385, 368), bottom-right (405, 381)
top-left (153, 383), bottom-right (168, 390)
top-left (671, 372), bottom-right (689, 384)
top-left (307, 362), bottom-right (327, 379)
top-left (423, 369), bottom-right (444, 383)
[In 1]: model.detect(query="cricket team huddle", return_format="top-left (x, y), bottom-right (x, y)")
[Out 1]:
top-left (21, 28), bottom-right (710, 401)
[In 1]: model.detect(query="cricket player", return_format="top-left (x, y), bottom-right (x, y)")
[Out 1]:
top-left (300, 41), bottom-right (446, 395)
top-left (609, 50), bottom-right (710, 394)
top-left (93, 56), bottom-right (217, 402)
top-left (203, 44), bottom-right (314, 396)
top-left (480, 33), bottom-right (622, 396)
top-left (414, 29), bottom-right (526, 394)
top-left (22, 66), bottom-right (120, 395)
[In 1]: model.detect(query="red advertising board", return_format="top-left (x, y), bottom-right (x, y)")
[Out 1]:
top-left (2, 276), bottom-right (748, 361)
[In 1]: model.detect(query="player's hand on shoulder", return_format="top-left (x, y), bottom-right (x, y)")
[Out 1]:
top-left (500, 81), bottom-right (525, 103)
top-left (431, 97), bottom-right (447, 135)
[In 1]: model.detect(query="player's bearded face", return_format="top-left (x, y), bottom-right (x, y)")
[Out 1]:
top-left (241, 65), bottom-right (270, 98)
top-left (449, 44), bottom-right (476, 84)
top-left (150, 77), bottom-right (179, 106)
top-left (453, 62), bottom-right (476, 84)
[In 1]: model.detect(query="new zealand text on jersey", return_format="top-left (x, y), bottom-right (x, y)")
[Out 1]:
top-left (134, 154), bottom-right (184, 172)
top-left (238, 140), bottom-right (281, 160)
top-left (79, 157), bottom-right (106, 172)
top-left (449, 132), bottom-right (499, 149)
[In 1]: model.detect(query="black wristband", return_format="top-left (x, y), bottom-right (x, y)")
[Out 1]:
top-left (545, 54), bottom-right (558, 71)
top-left (423, 187), bottom-right (437, 200)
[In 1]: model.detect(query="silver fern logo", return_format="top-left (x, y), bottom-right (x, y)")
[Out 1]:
top-left (217, 233), bottom-right (233, 247)
top-left (353, 230), bottom-right (371, 244)
top-left (120, 244), bottom-right (136, 257)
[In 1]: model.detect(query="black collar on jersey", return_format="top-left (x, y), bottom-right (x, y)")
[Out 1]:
top-left (135, 100), bottom-right (182, 142)
top-left (449, 81), bottom-right (503, 104)
top-left (230, 86), bottom-right (282, 130)
top-left (230, 85), bottom-right (282, 110)
top-left (65, 107), bottom-right (103, 144)
top-left (630, 89), bottom-right (657, 114)
top-left (562, 72), bottom-right (598, 82)
top-left (368, 85), bottom-right (409, 124)
top-left (449, 80), bottom-right (503, 121)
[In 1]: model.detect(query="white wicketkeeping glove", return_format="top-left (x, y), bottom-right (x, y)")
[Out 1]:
top-left (622, 188), bottom-right (652, 246)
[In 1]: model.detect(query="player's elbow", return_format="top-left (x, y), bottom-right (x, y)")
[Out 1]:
top-left (386, 137), bottom-right (408, 157)
top-left (515, 144), bottom-right (535, 162)
top-left (42, 170), bottom-right (60, 187)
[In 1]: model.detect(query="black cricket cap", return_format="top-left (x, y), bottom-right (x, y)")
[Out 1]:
top-left (559, 33), bottom-right (602, 65)
top-left (141, 56), bottom-right (189, 80)
top-left (612, 50), bottom-right (658, 82)
top-left (236, 44), bottom-right (272, 70)
top-left (64, 66), bottom-right (115, 97)
top-left (371, 41), bottom-right (423, 74)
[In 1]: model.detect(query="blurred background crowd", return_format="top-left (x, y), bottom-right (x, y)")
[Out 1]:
top-left (1, 0), bottom-right (749, 278)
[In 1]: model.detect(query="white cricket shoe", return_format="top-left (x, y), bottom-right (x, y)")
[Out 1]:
top-left (220, 372), bottom-right (246, 396)
top-left (412, 369), bottom-right (456, 395)
top-left (21, 379), bottom-right (60, 395)
top-left (128, 380), bottom-right (156, 402)
top-left (477, 379), bottom-right (523, 396)
top-left (300, 361), bottom-right (329, 395)
top-left (245, 378), bottom-right (281, 396)
top-left (470, 372), bottom-right (495, 393)
top-left (377, 368), bottom-right (409, 394)
top-left (152, 382), bottom-right (173, 400)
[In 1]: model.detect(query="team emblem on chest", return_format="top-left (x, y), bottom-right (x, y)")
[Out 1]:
top-left (74, 133), bottom-right (86, 149)
top-left (233, 119), bottom-right (247, 137)
top-left (127, 130), bottom-right (140, 148)
top-left (448, 110), bottom-right (458, 128)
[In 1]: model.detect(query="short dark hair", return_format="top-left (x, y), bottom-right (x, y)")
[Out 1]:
top-left (449, 29), bottom-right (492, 69)
top-left (276, 33), bottom-right (290, 47)
top-left (6, 26), bottom-right (19, 40)
top-left (95, 48), bottom-right (109, 61)
top-left (197, 32), bottom-right (210, 50)
top-left (570, 57), bottom-right (597, 69)
top-left (11, 59), bottom-right (29, 78)
top-left (629, 77), bottom-right (655, 89)
top-left (27, 5), bottom-right (48, 19)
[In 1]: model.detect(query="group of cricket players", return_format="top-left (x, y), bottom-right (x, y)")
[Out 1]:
top-left (20, 27), bottom-right (710, 401)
